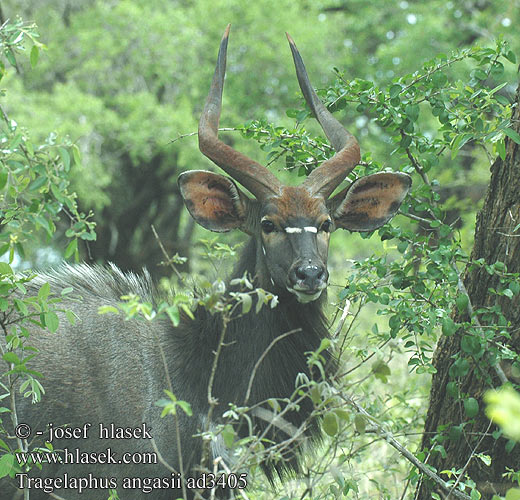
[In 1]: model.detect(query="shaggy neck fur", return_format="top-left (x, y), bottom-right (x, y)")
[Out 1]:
top-left (176, 236), bottom-right (333, 478)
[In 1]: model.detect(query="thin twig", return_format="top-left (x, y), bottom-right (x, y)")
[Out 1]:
top-left (213, 456), bottom-right (251, 500)
top-left (243, 329), bottom-right (300, 405)
top-left (169, 127), bottom-right (236, 144)
top-left (150, 438), bottom-right (178, 473)
top-left (450, 420), bottom-right (493, 496)
top-left (398, 209), bottom-right (433, 225)
top-left (151, 224), bottom-right (184, 281)
top-left (341, 393), bottom-right (472, 500)
top-left (332, 299), bottom-right (351, 337)
top-left (200, 315), bottom-right (231, 472)
top-left (339, 338), bottom-right (390, 378)
top-left (49, 493), bottom-right (67, 500)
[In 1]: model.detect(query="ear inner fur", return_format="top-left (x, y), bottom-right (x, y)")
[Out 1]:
top-left (178, 170), bottom-right (247, 232)
top-left (332, 172), bottom-right (411, 232)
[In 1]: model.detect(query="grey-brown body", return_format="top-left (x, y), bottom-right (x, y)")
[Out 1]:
top-left (2, 260), bottom-right (330, 500)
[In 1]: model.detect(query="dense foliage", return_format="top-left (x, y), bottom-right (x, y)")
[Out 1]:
top-left (0, 1), bottom-right (519, 499)
top-left (0, 16), bottom-right (95, 484)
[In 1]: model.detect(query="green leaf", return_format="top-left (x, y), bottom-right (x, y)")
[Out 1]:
top-left (490, 61), bottom-right (504, 78)
top-left (389, 84), bottom-right (402, 98)
top-left (64, 239), bottom-right (78, 259)
top-left (28, 175), bottom-right (47, 192)
top-left (504, 127), bottom-right (520, 145)
top-left (38, 282), bottom-right (50, 301)
top-left (464, 397), bottom-right (479, 418)
top-left (397, 240), bottom-right (408, 253)
top-left (510, 282), bottom-right (520, 295)
top-left (496, 139), bottom-right (506, 161)
top-left (404, 103), bottom-right (419, 122)
top-left (485, 387), bottom-right (520, 441)
top-left (241, 294), bottom-right (252, 314)
top-left (432, 72), bottom-right (448, 87)
top-left (166, 306), bottom-right (180, 327)
top-left (72, 144), bottom-right (81, 166)
top-left (334, 409), bottom-right (349, 421)
top-left (44, 311), bottom-right (60, 333)
top-left (222, 424), bottom-right (235, 448)
top-left (98, 305), bottom-right (120, 315)
top-left (372, 360), bottom-right (391, 383)
top-left (449, 425), bottom-right (462, 442)
top-left (494, 94), bottom-right (510, 106)
top-left (505, 50), bottom-right (517, 64)
top-left (505, 489), bottom-right (520, 500)
top-left (354, 414), bottom-right (366, 434)
top-left (0, 262), bottom-right (13, 276)
top-left (309, 386), bottom-right (321, 406)
top-left (0, 169), bottom-right (7, 190)
top-left (176, 400), bottom-right (192, 417)
top-left (0, 438), bottom-right (9, 451)
top-left (65, 310), bottom-right (77, 325)
top-left (446, 381), bottom-right (458, 398)
top-left (473, 68), bottom-right (487, 80)
top-left (30, 45), bottom-right (39, 68)
top-left (449, 358), bottom-right (470, 378)
top-left (5, 48), bottom-right (16, 67)
top-left (3, 352), bottom-right (20, 365)
top-left (0, 453), bottom-right (15, 479)
top-left (476, 453), bottom-right (491, 466)
top-left (442, 317), bottom-right (458, 336)
top-left (13, 298), bottom-right (28, 316)
top-left (470, 487), bottom-right (481, 500)
top-left (505, 439), bottom-right (516, 453)
top-left (323, 412), bottom-right (338, 436)
top-left (389, 314), bottom-right (401, 333)
top-left (58, 147), bottom-right (71, 171)
top-left (451, 134), bottom-right (472, 159)
top-left (461, 335), bottom-right (481, 355)
top-left (456, 294), bottom-right (469, 313)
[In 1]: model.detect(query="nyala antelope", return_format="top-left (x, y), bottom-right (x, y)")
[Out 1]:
top-left (3, 25), bottom-right (410, 500)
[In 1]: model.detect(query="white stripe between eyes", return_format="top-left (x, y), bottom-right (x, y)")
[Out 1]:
top-left (284, 226), bottom-right (318, 234)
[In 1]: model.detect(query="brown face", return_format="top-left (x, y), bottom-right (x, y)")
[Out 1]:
top-left (179, 170), bottom-right (411, 303)
top-left (259, 187), bottom-right (332, 303)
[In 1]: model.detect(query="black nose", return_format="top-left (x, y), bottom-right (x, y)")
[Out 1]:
top-left (291, 264), bottom-right (327, 290)
top-left (295, 265), bottom-right (325, 282)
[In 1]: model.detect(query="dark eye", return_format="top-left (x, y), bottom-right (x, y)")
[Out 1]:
top-left (261, 219), bottom-right (276, 234)
top-left (320, 219), bottom-right (332, 232)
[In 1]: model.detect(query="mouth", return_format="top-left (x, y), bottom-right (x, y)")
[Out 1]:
top-left (287, 286), bottom-right (325, 303)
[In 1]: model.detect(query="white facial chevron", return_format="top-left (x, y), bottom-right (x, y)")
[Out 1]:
top-left (285, 226), bottom-right (318, 234)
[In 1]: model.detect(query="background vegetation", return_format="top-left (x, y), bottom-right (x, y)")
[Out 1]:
top-left (0, 1), bottom-right (519, 499)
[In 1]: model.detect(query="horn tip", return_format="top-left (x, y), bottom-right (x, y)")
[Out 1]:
top-left (223, 24), bottom-right (231, 39)
top-left (285, 32), bottom-right (295, 45)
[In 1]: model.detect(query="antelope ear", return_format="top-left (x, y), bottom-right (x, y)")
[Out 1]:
top-left (330, 172), bottom-right (411, 231)
top-left (178, 170), bottom-right (249, 232)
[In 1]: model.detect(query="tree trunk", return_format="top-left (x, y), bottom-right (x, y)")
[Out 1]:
top-left (416, 84), bottom-right (520, 499)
